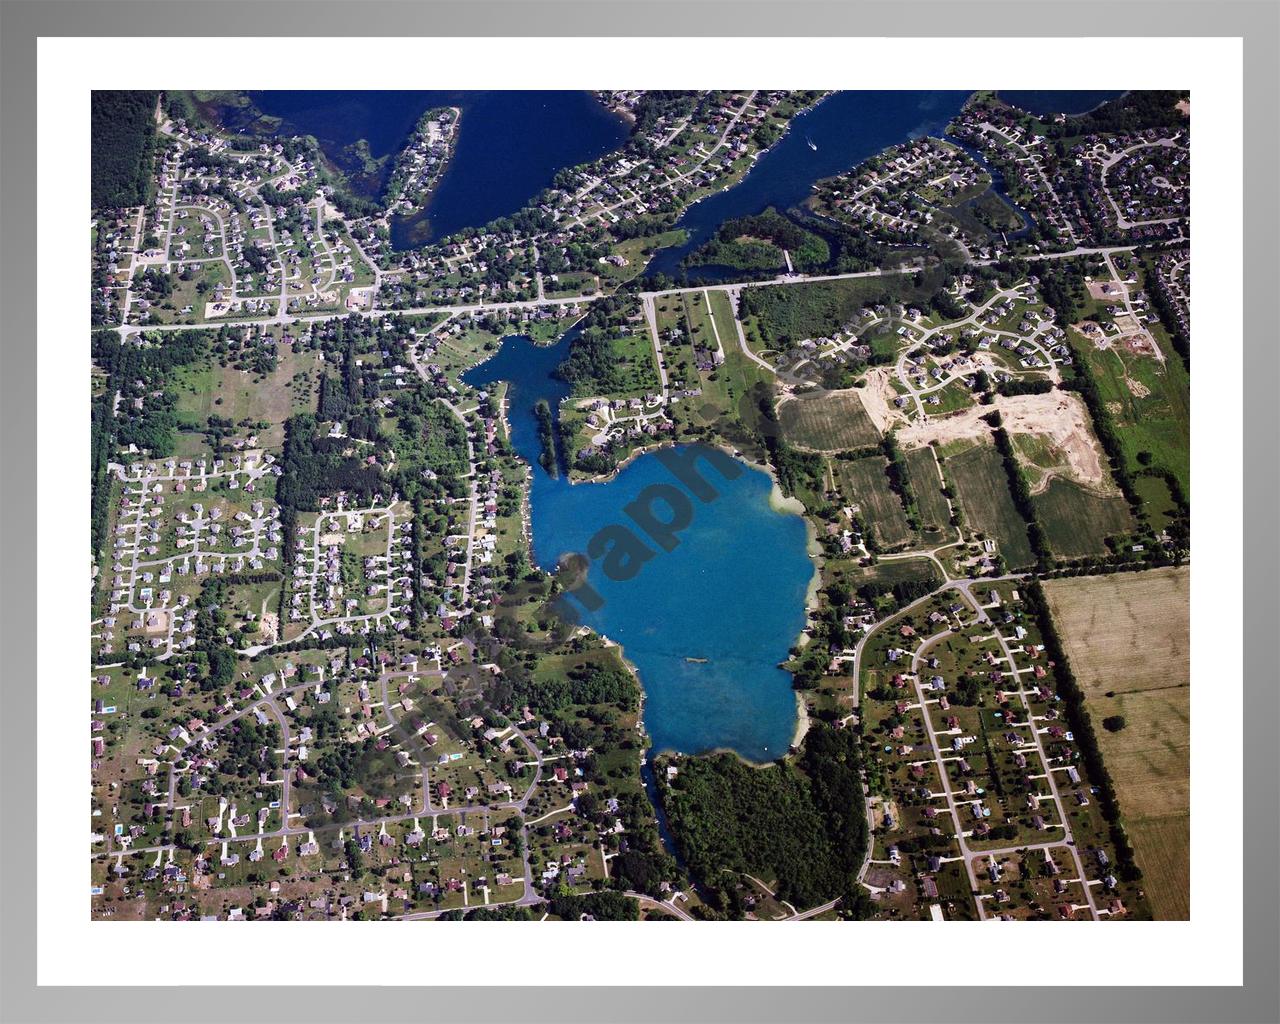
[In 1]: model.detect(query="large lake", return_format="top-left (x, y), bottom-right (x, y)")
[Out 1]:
top-left (248, 88), bottom-right (1129, 757)
top-left (450, 90), bottom-right (1127, 757)
top-left (643, 90), bottom-right (971, 280)
top-left (641, 89), bottom-right (1126, 280)
top-left (243, 89), bottom-right (1123, 261)
top-left (464, 333), bottom-right (814, 762)
top-left (244, 90), bottom-right (629, 249)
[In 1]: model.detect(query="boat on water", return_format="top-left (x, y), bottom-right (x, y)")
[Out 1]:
top-left (806, 136), bottom-right (818, 151)
top-left (684, 656), bottom-right (708, 664)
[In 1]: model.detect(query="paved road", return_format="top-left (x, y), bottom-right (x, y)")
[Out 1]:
top-left (726, 290), bottom-right (773, 374)
top-left (639, 293), bottom-right (670, 401)
top-left (114, 240), bottom-right (1147, 343)
top-left (847, 573), bottom-right (1100, 920)
top-left (626, 891), bottom-right (695, 921)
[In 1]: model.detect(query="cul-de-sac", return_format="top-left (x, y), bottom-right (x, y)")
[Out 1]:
top-left (90, 89), bottom-right (1190, 922)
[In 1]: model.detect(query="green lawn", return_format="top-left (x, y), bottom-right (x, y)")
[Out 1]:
top-left (835, 456), bottom-right (914, 550)
top-left (1133, 474), bottom-right (1179, 533)
top-left (922, 377), bottom-right (978, 416)
top-left (778, 389), bottom-right (881, 452)
top-left (601, 229), bottom-right (689, 285)
top-left (943, 441), bottom-right (1035, 569)
top-left (1033, 477), bottom-right (1134, 558)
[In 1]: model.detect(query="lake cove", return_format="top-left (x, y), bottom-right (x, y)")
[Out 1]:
top-left (242, 90), bottom-right (629, 250)
top-left (390, 92), bottom-right (628, 249)
top-left (643, 90), bottom-right (971, 281)
top-left (464, 333), bottom-right (815, 763)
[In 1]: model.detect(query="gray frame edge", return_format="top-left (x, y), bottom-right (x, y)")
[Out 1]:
top-left (0, 2), bottom-right (1275, 1022)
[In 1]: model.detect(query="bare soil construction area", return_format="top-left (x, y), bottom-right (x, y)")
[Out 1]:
top-left (859, 367), bottom-right (902, 434)
top-left (896, 391), bottom-right (1109, 489)
top-left (1086, 279), bottom-right (1128, 303)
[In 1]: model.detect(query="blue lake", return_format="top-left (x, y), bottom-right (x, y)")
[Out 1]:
top-left (464, 333), bottom-right (814, 762)
top-left (245, 90), bottom-right (441, 159)
top-left (244, 90), bottom-right (629, 249)
top-left (240, 89), bottom-right (1127, 264)
top-left (641, 90), bottom-right (1129, 280)
top-left (643, 90), bottom-right (971, 280)
top-left (996, 90), bottom-right (1126, 116)
top-left (245, 88), bottom-right (1133, 758)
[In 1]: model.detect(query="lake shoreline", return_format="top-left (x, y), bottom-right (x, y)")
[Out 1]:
top-left (467, 326), bottom-right (820, 767)
top-left (555, 430), bottom-right (826, 764)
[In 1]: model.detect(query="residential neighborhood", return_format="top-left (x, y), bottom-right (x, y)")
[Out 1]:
top-left (89, 88), bottom-right (1191, 924)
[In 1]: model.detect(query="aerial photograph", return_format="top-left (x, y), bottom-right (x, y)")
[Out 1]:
top-left (89, 88), bottom-right (1190, 923)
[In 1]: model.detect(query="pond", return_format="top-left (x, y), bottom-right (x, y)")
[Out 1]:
top-left (464, 332), bottom-right (815, 762)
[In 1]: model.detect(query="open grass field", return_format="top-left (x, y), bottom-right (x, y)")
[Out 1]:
top-left (1125, 814), bottom-right (1191, 920)
top-left (834, 456), bottom-right (914, 549)
top-left (901, 445), bottom-right (951, 536)
top-left (705, 289), bottom-right (740, 355)
top-left (1132, 474), bottom-right (1180, 533)
top-left (1034, 477), bottom-right (1134, 558)
top-left (173, 345), bottom-right (319, 451)
top-left (834, 458), bottom-right (916, 552)
top-left (1043, 567), bottom-right (1190, 919)
top-left (1077, 327), bottom-right (1190, 498)
top-left (544, 270), bottom-right (599, 299)
top-left (1043, 567), bottom-right (1189, 694)
top-left (679, 290), bottom-right (719, 364)
top-left (738, 268), bottom-right (941, 348)
top-left (841, 555), bottom-right (943, 600)
top-left (603, 328), bottom-right (662, 399)
top-left (777, 389), bottom-right (881, 452)
top-left (941, 441), bottom-right (1035, 569)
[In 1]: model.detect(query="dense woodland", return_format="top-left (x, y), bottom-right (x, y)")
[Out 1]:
top-left (739, 271), bottom-right (940, 349)
top-left (276, 414), bottom-right (391, 514)
top-left (1051, 90), bottom-right (1189, 137)
top-left (512, 663), bottom-right (639, 716)
top-left (686, 207), bottom-right (830, 274)
top-left (91, 91), bottom-right (160, 209)
top-left (660, 722), bottom-right (866, 913)
top-left (554, 297), bottom-right (636, 395)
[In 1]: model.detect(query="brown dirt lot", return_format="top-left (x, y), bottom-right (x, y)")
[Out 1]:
top-left (897, 391), bottom-right (1108, 489)
top-left (860, 367), bottom-right (903, 433)
top-left (1043, 567), bottom-right (1189, 695)
top-left (1043, 567), bottom-right (1190, 919)
top-left (1086, 280), bottom-right (1127, 303)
